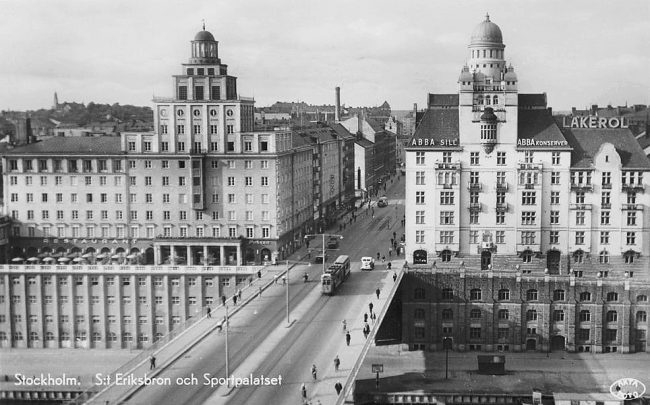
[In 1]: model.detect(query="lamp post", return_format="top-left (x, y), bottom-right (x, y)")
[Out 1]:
top-left (225, 304), bottom-right (229, 387)
top-left (304, 233), bottom-right (344, 275)
top-left (443, 337), bottom-right (452, 379)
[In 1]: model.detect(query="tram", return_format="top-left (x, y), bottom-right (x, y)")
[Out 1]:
top-left (321, 255), bottom-right (351, 295)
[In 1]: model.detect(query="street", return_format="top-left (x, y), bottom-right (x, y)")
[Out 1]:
top-left (124, 174), bottom-right (405, 405)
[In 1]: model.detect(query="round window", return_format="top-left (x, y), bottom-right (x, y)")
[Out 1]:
top-left (193, 109), bottom-right (201, 117)
top-left (177, 109), bottom-right (184, 117)
top-left (210, 109), bottom-right (217, 117)
top-left (160, 109), bottom-right (167, 117)
top-left (226, 109), bottom-right (234, 117)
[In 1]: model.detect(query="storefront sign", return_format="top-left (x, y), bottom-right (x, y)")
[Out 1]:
top-left (410, 138), bottom-right (458, 146)
top-left (562, 115), bottom-right (629, 129)
top-left (517, 139), bottom-right (568, 146)
top-left (249, 240), bottom-right (273, 245)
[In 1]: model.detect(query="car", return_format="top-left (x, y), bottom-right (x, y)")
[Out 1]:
top-left (377, 197), bottom-right (388, 207)
top-left (361, 256), bottom-right (375, 270)
top-left (314, 254), bottom-right (328, 264)
top-left (327, 238), bottom-right (339, 249)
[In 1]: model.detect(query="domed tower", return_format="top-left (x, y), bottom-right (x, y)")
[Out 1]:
top-left (189, 27), bottom-right (220, 65)
top-left (458, 14), bottom-right (519, 149)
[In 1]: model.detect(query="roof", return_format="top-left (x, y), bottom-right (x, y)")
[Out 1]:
top-left (194, 30), bottom-right (215, 41)
top-left (365, 117), bottom-right (384, 133)
top-left (408, 108), bottom-right (459, 148)
top-left (356, 138), bottom-right (374, 148)
top-left (559, 121), bottom-right (650, 169)
top-left (517, 109), bottom-right (569, 147)
top-left (2, 137), bottom-right (122, 155)
top-left (518, 93), bottom-right (547, 107)
top-left (328, 123), bottom-right (355, 140)
top-left (470, 14), bottom-right (503, 45)
top-left (428, 94), bottom-right (458, 108)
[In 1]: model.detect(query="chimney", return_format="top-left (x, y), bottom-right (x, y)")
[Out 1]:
top-left (335, 87), bottom-right (341, 122)
top-left (413, 103), bottom-right (417, 115)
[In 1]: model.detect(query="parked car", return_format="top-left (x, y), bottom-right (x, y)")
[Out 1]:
top-left (377, 196), bottom-right (388, 207)
top-left (314, 254), bottom-right (328, 264)
top-left (327, 238), bottom-right (339, 249)
top-left (361, 256), bottom-right (375, 270)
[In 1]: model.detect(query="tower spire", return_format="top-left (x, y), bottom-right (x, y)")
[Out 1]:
top-left (202, 19), bottom-right (205, 31)
top-left (485, 12), bottom-right (490, 22)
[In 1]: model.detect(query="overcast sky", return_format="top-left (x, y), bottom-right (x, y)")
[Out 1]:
top-left (1, 0), bottom-right (648, 112)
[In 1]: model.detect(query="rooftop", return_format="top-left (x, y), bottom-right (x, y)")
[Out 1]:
top-left (2, 136), bottom-right (122, 155)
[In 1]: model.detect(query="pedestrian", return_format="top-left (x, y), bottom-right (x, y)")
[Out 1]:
top-left (334, 355), bottom-right (340, 371)
top-left (335, 380), bottom-right (343, 395)
top-left (376, 288), bottom-right (381, 299)
top-left (393, 271), bottom-right (397, 282)
top-left (371, 312), bottom-right (377, 324)
top-left (248, 277), bottom-right (252, 286)
top-left (149, 355), bottom-right (156, 370)
top-left (369, 302), bottom-right (374, 314)
top-left (311, 364), bottom-right (317, 380)
top-left (233, 295), bottom-right (237, 305)
top-left (282, 275), bottom-right (286, 285)
top-left (388, 262), bottom-right (392, 270)
top-left (207, 306), bottom-right (211, 318)
top-left (221, 295), bottom-right (226, 306)
top-left (259, 286), bottom-right (262, 297)
top-left (382, 255), bottom-right (385, 263)
top-left (345, 331), bottom-right (351, 346)
top-left (274, 274), bottom-right (279, 284)
top-left (363, 328), bottom-right (368, 339)
top-left (306, 239), bottom-right (310, 249)
top-left (364, 312), bottom-right (368, 323)
top-left (342, 319), bottom-right (347, 332)
top-left (393, 231), bottom-right (396, 240)
top-left (238, 289), bottom-right (242, 300)
top-left (376, 252), bottom-right (380, 260)
top-left (257, 270), bottom-right (262, 279)
top-left (388, 248), bottom-right (392, 257)
top-left (301, 383), bottom-right (307, 399)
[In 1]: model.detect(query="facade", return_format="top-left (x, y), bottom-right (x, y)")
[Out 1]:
top-left (399, 270), bottom-right (650, 353)
top-left (1, 28), bottom-right (356, 267)
top-left (405, 15), bottom-right (650, 279)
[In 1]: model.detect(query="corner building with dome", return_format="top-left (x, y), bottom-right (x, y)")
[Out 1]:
top-left (401, 16), bottom-right (650, 353)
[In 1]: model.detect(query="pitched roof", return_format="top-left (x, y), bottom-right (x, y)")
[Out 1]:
top-left (428, 94), bottom-right (458, 108)
top-left (328, 123), bottom-right (355, 140)
top-left (365, 117), bottom-right (384, 133)
top-left (408, 108), bottom-right (459, 148)
top-left (518, 93), bottom-right (547, 107)
top-left (355, 138), bottom-right (374, 148)
top-left (559, 123), bottom-right (650, 169)
top-left (2, 136), bottom-right (122, 155)
top-left (517, 109), bottom-right (569, 147)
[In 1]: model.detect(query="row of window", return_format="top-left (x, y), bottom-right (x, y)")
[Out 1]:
top-left (4, 294), bottom-right (217, 307)
top-left (6, 275), bottom-right (249, 287)
top-left (0, 331), bottom-right (163, 343)
top-left (413, 287), bottom-right (647, 303)
top-left (432, 308), bottom-right (648, 323)
top-left (415, 151), bottom-right (561, 167)
top-left (411, 326), bottom-right (635, 343)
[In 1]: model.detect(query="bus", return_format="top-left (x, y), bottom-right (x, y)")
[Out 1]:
top-left (321, 255), bottom-right (351, 295)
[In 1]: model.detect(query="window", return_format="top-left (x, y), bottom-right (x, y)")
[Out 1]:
top-left (414, 288), bottom-right (425, 300)
top-left (553, 310), bottom-right (565, 322)
top-left (440, 211), bottom-right (454, 225)
top-left (579, 291), bottom-right (592, 302)
top-left (606, 292), bottom-right (618, 302)
top-left (627, 212), bottom-right (637, 226)
top-left (496, 152), bottom-right (506, 165)
top-left (551, 152), bottom-right (560, 165)
top-left (526, 289), bottom-right (538, 301)
top-left (415, 211), bottom-right (425, 224)
top-left (469, 309), bottom-right (481, 319)
top-left (526, 310), bottom-right (538, 321)
top-left (521, 191), bottom-right (536, 205)
top-left (576, 212), bottom-right (585, 225)
top-left (496, 211), bottom-right (505, 224)
top-left (601, 211), bottom-right (610, 225)
top-left (470, 289), bottom-right (482, 301)
top-left (415, 152), bottom-right (425, 165)
top-left (637, 294), bottom-right (648, 302)
top-left (549, 211), bottom-right (559, 225)
top-left (441, 308), bottom-right (453, 320)
top-left (498, 309), bottom-right (509, 320)
top-left (551, 172), bottom-right (560, 184)
top-left (549, 231), bottom-right (559, 244)
top-left (605, 329), bottom-right (617, 342)
top-left (439, 231), bottom-right (453, 244)
top-left (470, 328), bottom-right (481, 339)
top-left (498, 289), bottom-right (510, 301)
top-left (415, 171), bottom-right (425, 185)
top-left (599, 250), bottom-right (609, 264)
top-left (520, 231), bottom-right (535, 245)
top-left (636, 311), bottom-right (647, 323)
top-left (470, 152), bottom-right (479, 165)
top-left (575, 232), bottom-right (585, 246)
top-left (606, 310), bottom-right (618, 322)
top-left (553, 289), bottom-right (565, 301)
top-left (441, 288), bottom-right (453, 300)
top-left (602, 172), bottom-right (611, 185)
top-left (578, 329), bottom-right (590, 341)
top-left (415, 191), bottom-right (425, 204)
top-left (579, 310), bottom-right (591, 322)
top-left (550, 191), bottom-right (559, 205)
top-left (521, 211), bottom-right (536, 225)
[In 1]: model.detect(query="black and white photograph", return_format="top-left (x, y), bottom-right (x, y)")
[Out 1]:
top-left (0, 1), bottom-right (649, 404)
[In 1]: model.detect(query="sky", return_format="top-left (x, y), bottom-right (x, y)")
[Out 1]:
top-left (0, 0), bottom-right (648, 112)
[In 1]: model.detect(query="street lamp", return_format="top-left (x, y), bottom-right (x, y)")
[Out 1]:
top-left (443, 337), bottom-right (452, 380)
top-left (284, 259), bottom-right (311, 326)
top-left (304, 233), bottom-right (344, 275)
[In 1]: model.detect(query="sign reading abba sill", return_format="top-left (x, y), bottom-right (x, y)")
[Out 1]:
top-left (563, 115), bottom-right (629, 129)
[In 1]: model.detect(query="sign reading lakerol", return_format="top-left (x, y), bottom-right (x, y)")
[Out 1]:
top-left (563, 115), bottom-right (629, 129)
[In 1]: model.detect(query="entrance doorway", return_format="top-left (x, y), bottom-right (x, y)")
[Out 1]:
top-left (526, 339), bottom-right (537, 351)
top-left (551, 335), bottom-right (566, 351)
top-left (547, 251), bottom-right (561, 274)
top-left (481, 251), bottom-right (491, 270)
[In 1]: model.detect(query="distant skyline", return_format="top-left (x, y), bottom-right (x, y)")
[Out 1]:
top-left (1, 0), bottom-right (648, 112)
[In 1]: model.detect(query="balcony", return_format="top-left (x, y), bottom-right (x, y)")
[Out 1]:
top-left (495, 182), bottom-right (508, 192)
top-left (570, 183), bottom-right (593, 191)
top-left (469, 203), bottom-right (482, 212)
top-left (601, 183), bottom-right (612, 189)
top-left (569, 203), bottom-right (592, 210)
top-left (622, 183), bottom-right (645, 192)
top-left (496, 202), bottom-right (508, 212)
top-left (467, 182), bottom-right (482, 192)
top-left (520, 183), bottom-right (537, 190)
top-left (601, 203), bottom-right (611, 209)
top-left (518, 162), bottom-right (543, 171)
top-left (622, 204), bottom-right (642, 210)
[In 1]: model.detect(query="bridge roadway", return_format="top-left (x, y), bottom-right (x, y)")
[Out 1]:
top-left (116, 177), bottom-right (405, 405)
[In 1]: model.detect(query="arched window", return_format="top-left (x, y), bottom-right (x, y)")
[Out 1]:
top-left (624, 251), bottom-right (635, 264)
top-left (599, 250), bottom-right (609, 264)
top-left (579, 310), bottom-right (591, 321)
top-left (413, 250), bottom-right (427, 265)
top-left (522, 250), bottom-right (533, 263)
top-left (485, 96), bottom-right (491, 105)
top-left (415, 308), bottom-right (426, 319)
top-left (477, 95), bottom-right (484, 105)
top-left (470, 309), bottom-right (482, 319)
top-left (493, 95), bottom-right (498, 105)
top-left (441, 309), bottom-right (453, 320)
top-left (526, 309), bottom-right (538, 321)
top-left (441, 288), bottom-right (454, 300)
top-left (636, 311), bottom-right (647, 323)
top-left (498, 289), bottom-right (510, 301)
top-left (414, 288), bottom-right (426, 300)
top-left (441, 250), bottom-right (452, 262)
top-left (606, 310), bottom-right (618, 322)
top-left (470, 288), bottom-right (482, 301)
top-left (498, 309), bottom-right (509, 320)
top-left (573, 250), bottom-right (584, 264)
top-left (579, 291), bottom-right (591, 302)
top-left (606, 292), bottom-right (618, 302)
top-left (637, 294), bottom-right (648, 302)
top-left (526, 289), bottom-right (538, 301)
top-left (553, 289), bottom-right (565, 301)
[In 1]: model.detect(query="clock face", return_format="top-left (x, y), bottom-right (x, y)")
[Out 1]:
top-left (226, 109), bottom-right (234, 117)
